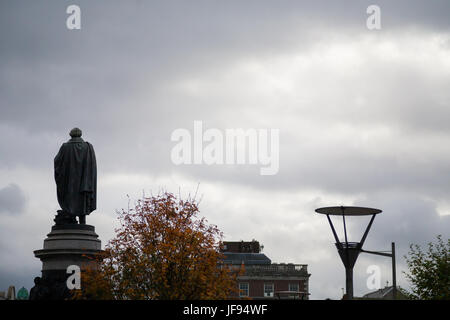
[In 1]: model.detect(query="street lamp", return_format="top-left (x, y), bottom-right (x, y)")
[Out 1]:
top-left (361, 242), bottom-right (397, 300)
top-left (315, 206), bottom-right (382, 299)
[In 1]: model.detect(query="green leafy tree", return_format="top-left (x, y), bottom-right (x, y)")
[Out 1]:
top-left (404, 235), bottom-right (449, 300)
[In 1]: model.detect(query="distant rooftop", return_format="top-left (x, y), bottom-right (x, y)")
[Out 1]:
top-left (363, 286), bottom-right (394, 299)
top-left (220, 240), bottom-right (310, 278)
top-left (361, 286), bottom-right (408, 300)
top-left (221, 240), bottom-right (261, 254)
top-left (221, 240), bottom-right (270, 265)
top-left (222, 252), bottom-right (271, 265)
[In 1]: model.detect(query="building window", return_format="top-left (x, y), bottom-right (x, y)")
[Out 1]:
top-left (289, 283), bottom-right (299, 292)
top-left (239, 283), bottom-right (249, 297)
top-left (264, 283), bottom-right (274, 297)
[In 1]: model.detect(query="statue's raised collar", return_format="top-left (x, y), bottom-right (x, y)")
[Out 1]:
top-left (68, 137), bottom-right (84, 143)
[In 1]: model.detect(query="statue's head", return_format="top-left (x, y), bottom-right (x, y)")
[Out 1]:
top-left (69, 127), bottom-right (82, 138)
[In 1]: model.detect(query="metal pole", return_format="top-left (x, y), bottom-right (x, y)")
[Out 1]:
top-left (345, 267), bottom-right (353, 299)
top-left (342, 214), bottom-right (348, 245)
top-left (392, 242), bottom-right (397, 300)
top-left (359, 214), bottom-right (376, 247)
top-left (327, 214), bottom-right (341, 244)
top-left (341, 207), bottom-right (348, 245)
top-left (341, 208), bottom-right (352, 299)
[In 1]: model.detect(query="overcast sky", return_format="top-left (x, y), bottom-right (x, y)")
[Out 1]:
top-left (1, 0), bottom-right (449, 299)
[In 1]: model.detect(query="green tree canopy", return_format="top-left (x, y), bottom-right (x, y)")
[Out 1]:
top-left (404, 235), bottom-right (449, 300)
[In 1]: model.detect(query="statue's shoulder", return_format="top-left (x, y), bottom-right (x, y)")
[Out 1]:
top-left (58, 142), bottom-right (69, 150)
top-left (85, 141), bottom-right (95, 149)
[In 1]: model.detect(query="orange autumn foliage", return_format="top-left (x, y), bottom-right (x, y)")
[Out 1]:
top-left (75, 192), bottom-right (239, 300)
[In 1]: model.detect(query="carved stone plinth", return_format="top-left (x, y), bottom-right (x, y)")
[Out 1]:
top-left (33, 224), bottom-right (103, 299)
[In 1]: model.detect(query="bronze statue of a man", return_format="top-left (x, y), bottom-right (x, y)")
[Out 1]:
top-left (54, 128), bottom-right (97, 224)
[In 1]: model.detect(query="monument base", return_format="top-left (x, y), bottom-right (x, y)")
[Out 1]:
top-left (33, 223), bottom-right (103, 300)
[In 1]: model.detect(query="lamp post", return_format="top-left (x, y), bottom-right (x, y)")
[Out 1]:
top-left (361, 242), bottom-right (397, 300)
top-left (315, 206), bottom-right (382, 299)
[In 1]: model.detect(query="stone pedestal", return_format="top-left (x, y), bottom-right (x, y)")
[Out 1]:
top-left (33, 224), bottom-right (103, 299)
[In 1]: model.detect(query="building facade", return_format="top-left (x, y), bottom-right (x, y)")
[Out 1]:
top-left (221, 240), bottom-right (311, 299)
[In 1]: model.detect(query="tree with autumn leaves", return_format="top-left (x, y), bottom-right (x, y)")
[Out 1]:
top-left (76, 192), bottom-right (240, 299)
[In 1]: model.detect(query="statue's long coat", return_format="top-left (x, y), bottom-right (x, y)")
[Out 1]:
top-left (54, 137), bottom-right (97, 216)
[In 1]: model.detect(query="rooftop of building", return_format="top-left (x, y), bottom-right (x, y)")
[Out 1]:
top-left (221, 240), bottom-right (262, 254)
top-left (360, 286), bottom-right (409, 300)
top-left (222, 252), bottom-right (272, 265)
top-left (220, 240), bottom-right (310, 277)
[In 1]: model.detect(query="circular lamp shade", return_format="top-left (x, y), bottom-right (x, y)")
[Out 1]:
top-left (315, 206), bottom-right (382, 216)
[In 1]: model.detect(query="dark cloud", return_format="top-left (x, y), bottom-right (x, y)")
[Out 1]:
top-left (354, 190), bottom-right (450, 252)
top-left (0, 1), bottom-right (449, 299)
top-left (0, 184), bottom-right (27, 215)
top-left (1, 1), bottom-right (449, 134)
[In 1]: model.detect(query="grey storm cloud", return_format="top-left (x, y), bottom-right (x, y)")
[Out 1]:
top-left (1, 1), bottom-right (450, 138)
top-left (0, 184), bottom-right (26, 215)
top-left (355, 191), bottom-right (450, 249)
top-left (0, 1), bottom-right (449, 298)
